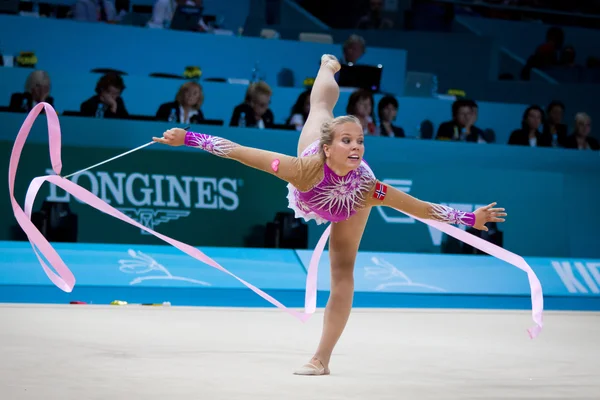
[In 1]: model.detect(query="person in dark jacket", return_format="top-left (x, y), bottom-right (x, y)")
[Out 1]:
top-left (541, 101), bottom-right (568, 148)
top-left (377, 95), bottom-right (405, 138)
top-left (80, 73), bottom-right (129, 119)
top-left (565, 112), bottom-right (598, 151)
top-left (508, 105), bottom-right (550, 147)
top-left (8, 70), bottom-right (54, 113)
top-left (436, 99), bottom-right (484, 142)
top-left (229, 81), bottom-right (274, 129)
top-left (156, 81), bottom-right (205, 124)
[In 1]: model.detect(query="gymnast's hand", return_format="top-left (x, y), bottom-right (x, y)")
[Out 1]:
top-left (152, 128), bottom-right (186, 146)
top-left (473, 202), bottom-right (506, 231)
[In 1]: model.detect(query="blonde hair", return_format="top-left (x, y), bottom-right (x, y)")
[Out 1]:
top-left (25, 70), bottom-right (50, 93)
top-left (574, 112), bottom-right (591, 135)
top-left (318, 115), bottom-right (362, 158)
top-left (575, 112), bottom-right (591, 125)
top-left (176, 81), bottom-right (204, 109)
top-left (244, 81), bottom-right (272, 103)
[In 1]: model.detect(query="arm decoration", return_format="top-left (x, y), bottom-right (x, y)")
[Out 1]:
top-left (184, 131), bottom-right (237, 158)
top-left (428, 203), bottom-right (475, 226)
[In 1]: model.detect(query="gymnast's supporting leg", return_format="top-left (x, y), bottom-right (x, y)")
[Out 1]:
top-left (295, 206), bottom-right (372, 375)
top-left (297, 55), bottom-right (341, 156)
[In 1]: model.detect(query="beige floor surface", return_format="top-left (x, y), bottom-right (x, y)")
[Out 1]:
top-left (0, 304), bottom-right (598, 399)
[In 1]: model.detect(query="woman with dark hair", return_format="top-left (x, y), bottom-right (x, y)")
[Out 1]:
top-left (155, 81), bottom-right (205, 124)
top-left (377, 95), bottom-right (405, 138)
top-left (80, 73), bottom-right (129, 119)
top-left (346, 89), bottom-right (377, 135)
top-left (286, 89), bottom-right (312, 131)
top-left (508, 105), bottom-right (548, 147)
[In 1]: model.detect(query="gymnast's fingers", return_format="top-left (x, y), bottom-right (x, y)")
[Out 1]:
top-left (152, 137), bottom-right (168, 144)
top-left (484, 202), bottom-right (497, 210)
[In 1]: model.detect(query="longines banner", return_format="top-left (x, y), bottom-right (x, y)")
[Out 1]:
top-left (2, 141), bottom-right (291, 247)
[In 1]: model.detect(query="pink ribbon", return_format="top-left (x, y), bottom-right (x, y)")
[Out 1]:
top-left (9, 103), bottom-right (542, 338)
top-left (412, 216), bottom-right (543, 338)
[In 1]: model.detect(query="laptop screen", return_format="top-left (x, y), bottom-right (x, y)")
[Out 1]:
top-left (337, 64), bottom-right (383, 92)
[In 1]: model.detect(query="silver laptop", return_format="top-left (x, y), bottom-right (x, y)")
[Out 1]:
top-left (404, 71), bottom-right (438, 97)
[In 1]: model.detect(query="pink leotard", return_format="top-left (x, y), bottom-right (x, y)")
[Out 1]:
top-left (286, 140), bottom-right (376, 225)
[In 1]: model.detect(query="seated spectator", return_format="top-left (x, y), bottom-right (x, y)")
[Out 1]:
top-left (521, 26), bottom-right (565, 80)
top-left (346, 89), bottom-right (377, 135)
top-left (73, 0), bottom-right (117, 22)
top-left (8, 70), bottom-right (53, 113)
top-left (148, 0), bottom-right (212, 31)
top-left (541, 101), bottom-right (568, 148)
top-left (465, 100), bottom-right (492, 143)
top-left (80, 73), bottom-right (129, 119)
top-left (435, 99), bottom-right (483, 142)
top-left (377, 95), bottom-right (404, 138)
top-left (286, 89), bottom-right (311, 131)
top-left (356, 0), bottom-right (394, 30)
top-left (565, 112), bottom-right (598, 151)
top-left (508, 105), bottom-right (549, 147)
top-left (229, 82), bottom-right (274, 129)
top-left (155, 81), bottom-right (205, 124)
top-left (341, 35), bottom-right (366, 65)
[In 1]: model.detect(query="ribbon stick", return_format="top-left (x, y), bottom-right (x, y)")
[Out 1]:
top-left (62, 141), bottom-right (156, 179)
top-left (9, 103), bottom-right (542, 338)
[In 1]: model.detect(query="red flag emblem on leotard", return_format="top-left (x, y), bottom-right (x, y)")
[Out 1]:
top-left (373, 182), bottom-right (387, 201)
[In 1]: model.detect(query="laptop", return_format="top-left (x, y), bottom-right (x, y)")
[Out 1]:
top-left (337, 64), bottom-right (383, 92)
top-left (403, 71), bottom-right (438, 97)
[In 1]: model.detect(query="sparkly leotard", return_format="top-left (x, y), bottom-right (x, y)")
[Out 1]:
top-left (184, 131), bottom-right (476, 227)
top-left (286, 140), bottom-right (376, 225)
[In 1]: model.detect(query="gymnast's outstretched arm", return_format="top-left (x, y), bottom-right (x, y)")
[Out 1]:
top-left (153, 128), bottom-right (311, 188)
top-left (366, 180), bottom-right (506, 231)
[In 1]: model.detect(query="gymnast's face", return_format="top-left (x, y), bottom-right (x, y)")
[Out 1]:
top-left (324, 122), bottom-right (365, 173)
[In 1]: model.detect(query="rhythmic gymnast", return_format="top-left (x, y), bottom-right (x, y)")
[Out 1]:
top-left (152, 54), bottom-right (507, 376)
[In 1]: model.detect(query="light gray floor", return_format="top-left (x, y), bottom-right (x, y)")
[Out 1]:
top-left (0, 304), bottom-right (598, 399)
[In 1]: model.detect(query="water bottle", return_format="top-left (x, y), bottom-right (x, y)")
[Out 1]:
top-left (251, 62), bottom-right (260, 83)
top-left (95, 103), bottom-right (105, 118)
top-left (431, 75), bottom-right (439, 97)
top-left (168, 108), bottom-right (177, 122)
top-left (239, 111), bottom-right (246, 128)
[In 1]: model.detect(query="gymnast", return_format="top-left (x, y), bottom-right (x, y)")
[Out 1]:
top-left (152, 54), bottom-right (507, 376)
